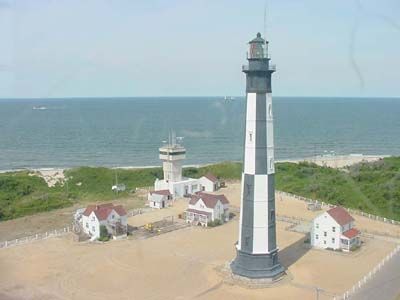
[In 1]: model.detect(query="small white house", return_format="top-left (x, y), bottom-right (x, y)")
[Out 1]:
top-left (199, 173), bottom-right (220, 192)
top-left (148, 189), bottom-right (173, 209)
top-left (155, 177), bottom-right (201, 198)
top-left (81, 203), bottom-right (128, 239)
top-left (185, 192), bottom-right (230, 227)
top-left (311, 206), bottom-right (360, 252)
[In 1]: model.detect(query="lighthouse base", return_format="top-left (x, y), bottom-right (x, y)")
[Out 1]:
top-left (230, 249), bottom-right (285, 280)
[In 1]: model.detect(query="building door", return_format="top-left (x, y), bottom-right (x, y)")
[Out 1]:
top-left (162, 201), bottom-right (165, 208)
top-left (185, 186), bottom-right (189, 196)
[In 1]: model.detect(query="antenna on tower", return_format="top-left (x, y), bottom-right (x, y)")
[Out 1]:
top-left (263, 0), bottom-right (268, 40)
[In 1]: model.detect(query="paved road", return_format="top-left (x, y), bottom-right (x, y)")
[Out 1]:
top-left (351, 251), bottom-right (400, 300)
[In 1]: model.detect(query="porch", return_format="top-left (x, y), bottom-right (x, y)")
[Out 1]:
top-left (185, 209), bottom-right (211, 227)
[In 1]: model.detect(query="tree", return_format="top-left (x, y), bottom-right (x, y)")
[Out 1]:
top-left (99, 225), bottom-right (109, 241)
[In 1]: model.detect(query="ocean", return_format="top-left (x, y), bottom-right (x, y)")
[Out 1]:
top-left (0, 97), bottom-right (399, 170)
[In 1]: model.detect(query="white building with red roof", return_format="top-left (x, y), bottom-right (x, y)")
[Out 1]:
top-left (311, 206), bottom-right (360, 252)
top-left (81, 203), bottom-right (127, 239)
top-left (185, 192), bottom-right (230, 227)
top-left (148, 189), bottom-right (173, 209)
top-left (199, 173), bottom-right (220, 192)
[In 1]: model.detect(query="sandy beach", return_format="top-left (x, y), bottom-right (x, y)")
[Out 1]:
top-left (0, 180), bottom-right (399, 300)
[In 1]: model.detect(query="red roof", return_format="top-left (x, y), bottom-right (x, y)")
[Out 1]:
top-left (83, 203), bottom-right (113, 216)
top-left (189, 192), bottom-right (229, 208)
top-left (203, 173), bottom-right (218, 183)
top-left (113, 205), bottom-right (127, 217)
top-left (150, 189), bottom-right (171, 196)
top-left (83, 203), bottom-right (127, 221)
top-left (342, 228), bottom-right (360, 239)
top-left (327, 206), bottom-right (354, 226)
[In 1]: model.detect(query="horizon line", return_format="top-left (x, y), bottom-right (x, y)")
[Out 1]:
top-left (1, 95), bottom-right (400, 100)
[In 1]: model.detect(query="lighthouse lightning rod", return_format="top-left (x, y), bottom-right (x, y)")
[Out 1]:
top-left (264, 0), bottom-right (267, 40)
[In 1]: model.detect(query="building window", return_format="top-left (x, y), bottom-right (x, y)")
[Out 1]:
top-left (315, 234), bottom-right (319, 240)
top-left (269, 158), bottom-right (274, 170)
top-left (112, 214), bottom-right (115, 219)
top-left (92, 226), bottom-right (95, 232)
top-left (332, 238), bottom-right (335, 243)
top-left (324, 231), bottom-right (327, 237)
top-left (316, 223), bottom-right (319, 229)
top-left (86, 222), bottom-right (89, 228)
top-left (249, 131), bottom-right (253, 142)
top-left (332, 226), bottom-right (336, 232)
top-left (268, 104), bottom-right (272, 118)
top-left (270, 210), bottom-right (275, 222)
top-left (324, 240), bottom-right (327, 245)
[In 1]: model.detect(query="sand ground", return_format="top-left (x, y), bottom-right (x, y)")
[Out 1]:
top-left (281, 154), bottom-right (385, 169)
top-left (0, 182), bottom-right (398, 300)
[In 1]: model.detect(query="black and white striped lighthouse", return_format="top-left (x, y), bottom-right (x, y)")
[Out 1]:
top-left (230, 33), bottom-right (285, 279)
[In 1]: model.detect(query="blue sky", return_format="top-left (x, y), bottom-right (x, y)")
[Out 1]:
top-left (0, 0), bottom-right (399, 98)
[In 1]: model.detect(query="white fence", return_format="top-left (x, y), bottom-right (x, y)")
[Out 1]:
top-left (126, 207), bottom-right (152, 218)
top-left (0, 206), bottom-right (155, 250)
top-left (276, 191), bottom-right (400, 226)
top-left (0, 224), bottom-right (78, 250)
top-left (334, 244), bottom-right (400, 300)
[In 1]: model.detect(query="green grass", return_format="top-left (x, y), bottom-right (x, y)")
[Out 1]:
top-left (183, 161), bottom-right (242, 180)
top-left (0, 171), bottom-right (72, 220)
top-left (275, 158), bottom-right (400, 221)
top-left (1, 157), bottom-right (400, 221)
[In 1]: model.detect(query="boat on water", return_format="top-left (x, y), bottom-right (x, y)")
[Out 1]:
top-left (32, 106), bottom-right (48, 110)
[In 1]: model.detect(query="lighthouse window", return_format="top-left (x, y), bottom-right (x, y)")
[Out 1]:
top-left (249, 131), bottom-right (253, 142)
top-left (270, 210), bottom-right (275, 222)
top-left (268, 104), bottom-right (272, 117)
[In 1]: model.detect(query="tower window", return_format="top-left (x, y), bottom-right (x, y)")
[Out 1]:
top-left (249, 131), bottom-right (253, 142)
top-left (268, 104), bottom-right (272, 117)
top-left (270, 209), bottom-right (275, 222)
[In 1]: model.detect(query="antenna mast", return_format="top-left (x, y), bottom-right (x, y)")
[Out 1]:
top-left (264, 0), bottom-right (267, 38)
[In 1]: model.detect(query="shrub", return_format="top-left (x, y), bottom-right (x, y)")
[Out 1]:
top-left (98, 225), bottom-right (110, 242)
top-left (207, 219), bottom-right (222, 227)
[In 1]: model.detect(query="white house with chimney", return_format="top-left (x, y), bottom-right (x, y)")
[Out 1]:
top-left (311, 206), bottom-right (360, 252)
top-left (148, 189), bottom-right (173, 209)
top-left (199, 173), bottom-right (220, 192)
top-left (185, 192), bottom-right (229, 226)
top-left (81, 203), bottom-right (128, 239)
